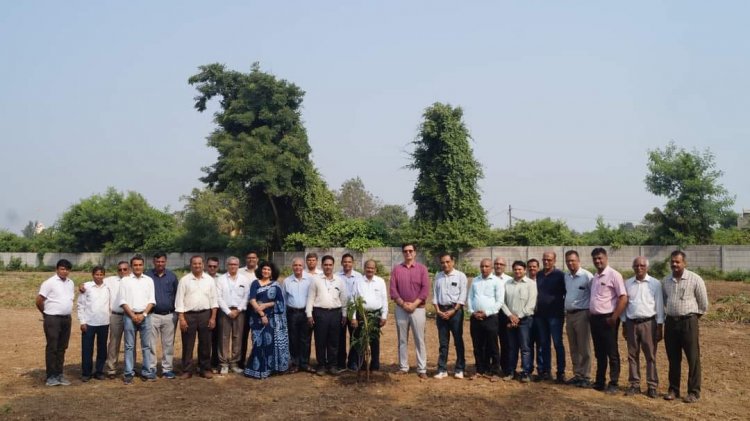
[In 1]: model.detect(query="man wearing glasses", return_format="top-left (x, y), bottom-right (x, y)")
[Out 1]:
top-left (146, 252), bottom-right (179, 379)
top-left (389, 243), bottom-right (430, 378)
top-left (104, 261), bottom-right (130, 378)
top-left (493, 257), bottom-right (512, 377)
top-left (206, 257), bottom-right (222, 372)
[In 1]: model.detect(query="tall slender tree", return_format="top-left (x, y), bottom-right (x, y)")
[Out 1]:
top-left (189, 63), bottom-right (341, 250)
top-left (408, 102), bottom-right (489, 252)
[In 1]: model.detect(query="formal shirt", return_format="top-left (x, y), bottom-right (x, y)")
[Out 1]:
top-left (175, 272), bottom-right (219, 313)
top-left (146, 269), bottom-right (178, 314)
top-left (467, 274), bottom-right (504, 315)
top-left (536, 268), bottom-right (567, 318)
top-left (622, 275), bottom-right (665, 323)
top-left (240, 267), bottom-right (258, 282)
top-left (76, 281), bottom-right (111, 326)
top-left (306, 274), bottom-right (348, 318)
top-left (663, 269), bottom-right (709, 317)
top-left (118, 274), bottom-right (156, 313)
top-left (338, 270), bottom-right (364, 300)
top-left (351, 275), bottom-right (388, 320)
top-left (282, 274), bottom-right (312, 310)
top-left (103, 275), bottom-right (125, 313)
top-left (564, 268), bottom-right (594, 311)
top-left (433, 269), bottom-right (468, 306)
top-left (389, 262), bottom-right (430, 304)
top-left (502, 277), bottom-right (537, 318)
top-left (306, 268), bottom-right (324, 278)
top-left (217, 272), bottom-right (251, 315)
top-left (38, 275), bottom-right (74, 316)
top-left (589, 266), bottom-right (627, 315)
top-left (494, 272), bottom-right (513, 283)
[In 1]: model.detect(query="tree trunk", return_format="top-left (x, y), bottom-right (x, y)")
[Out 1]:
top-left (267, 193), bottom-right (283, 250)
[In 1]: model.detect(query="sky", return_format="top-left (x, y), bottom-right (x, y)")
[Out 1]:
top-left (1, 1), bottom-right (749, 234)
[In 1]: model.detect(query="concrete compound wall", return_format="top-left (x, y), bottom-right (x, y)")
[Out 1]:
top-left (2, 245), bottom-right (749, 272)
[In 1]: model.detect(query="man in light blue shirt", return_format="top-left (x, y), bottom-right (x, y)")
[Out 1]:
top-left (432, 252), bottom-right (468, 379)
top-left (564, 250), bottom-right (594, 387)
top-left (468, 258), bottom-right (504, 381)
top-left (283, 257), bottom-right (314, 373)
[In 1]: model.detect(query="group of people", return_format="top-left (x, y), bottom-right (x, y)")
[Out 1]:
top-left (36, 245), bottom-right (707, 403)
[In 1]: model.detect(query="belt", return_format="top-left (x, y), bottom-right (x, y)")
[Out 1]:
top-left (437, 304), bottom-right (458, 311)
top-left (185, 309), bottom-right (210, 314)
top-left (628, 315), bottom-right (656, 324)
top-left (132, 311), bottom-right (145, 315)
top-left (590, 312), bottom-right (613, 318)
top-left (44, 314), bottom-right (71, 318)
top-left (313, 307), bottom-right (341, 312)
top-left (153, 310), bottom-right (173, 315)
top-left (229, 306), bottom-right (239, 310)
top-left (287, 307), bottom-right (306, 312)
top-left (566, 309), bottom-right (586, 315)
top-left (668, 314), bottom-right (696, 321)
top-left (111, 311), bottom-right (124, 315)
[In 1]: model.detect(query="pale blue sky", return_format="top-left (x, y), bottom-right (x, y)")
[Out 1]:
top-left (1, 1), bottom-right (748, 234)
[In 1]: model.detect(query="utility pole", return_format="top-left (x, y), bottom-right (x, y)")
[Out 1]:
top-left (508, 205), bottom-right (512, 228)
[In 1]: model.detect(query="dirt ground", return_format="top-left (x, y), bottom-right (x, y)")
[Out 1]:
top-left (0, 278), bottom-right (748, 420)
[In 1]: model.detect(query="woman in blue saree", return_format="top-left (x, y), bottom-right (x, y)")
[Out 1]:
top-left (244, 261), bottom-right (290, 379)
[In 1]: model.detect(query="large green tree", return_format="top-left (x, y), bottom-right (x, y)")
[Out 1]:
top-left (408, 102), bottom-right (489, 252)
top-left (189, 63), bottom-right (341, 251)
top-left (176, 188), bottom-right (243, 252)
top-left (644, 142), bottom-right (735, 245)
top-left (55, 187), bottom-right (178, 252)
top-left (490, 218), bottom-right (579, 246)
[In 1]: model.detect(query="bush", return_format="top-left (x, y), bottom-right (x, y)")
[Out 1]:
top-left (724, 270), bottom-right (750, 282)
top-left (706, 293), bottom-right (750, 323)
top-left (456, 260), bottom-right (479, 278)
top-left (695, 267), bottom-right (723, 280)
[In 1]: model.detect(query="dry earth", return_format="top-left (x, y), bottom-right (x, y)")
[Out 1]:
top-left (0, 274), bottom-right (748, 420)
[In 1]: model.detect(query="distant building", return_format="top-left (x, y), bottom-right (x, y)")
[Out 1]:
top-left (738, 210), bottom-right (750, 229)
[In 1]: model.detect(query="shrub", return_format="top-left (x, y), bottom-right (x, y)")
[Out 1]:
top-left (6, 257), bottom-right (25, 271)
top-left (724, 270), bottom-right (750, 282)
top-left (706, 293), bottom-right (750, 323)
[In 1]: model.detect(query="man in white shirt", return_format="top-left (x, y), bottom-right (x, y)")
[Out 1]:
top-left (176, 255), bottom-right (219, 379)
top-left (305, 252), bottom-right (324, 278)
top-left (77, 266), bottom-right (111, 382)
top-left (206, 256), bottom-right (222, 373)
top-left (622, 256), bottom-right (664, 399)
top-left (349, 259), bottom-right (388, 372)
top-left (283, 257), bottom-right (314, 373)
top-left (239, 250), bottom-right (259, 369)
top-left (432, 252), bottom-right (467, 379)
top-left (216, 256), bottom-right (250, 374)
top-left (35, 259), bottom-right (75, 387)
top-left (306, 255), bottom-right (348, 376)
top-left (468, 258), bottom-right (504, 381)
top-left (118, 255), bottom-right (156, 384)
top-left (338, 253), bottom-right (363, 371)
top-left (493, 257), bottom-right (512, 377)
top-left (104, 261), bottom-right (129, 378)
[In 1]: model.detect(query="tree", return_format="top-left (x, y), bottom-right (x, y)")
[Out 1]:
top-left (644, 142), bottom-right (735, 245)
top-left (55, 187), bottom-right (178, 253)
top-left (176, 188), bottom-right (242, 252)
top-left (21, 221), bottom-right (38, 239)
top-left (408, 102), bottom-right (489, 252)
top-left (284, 219), bottom-right (387, 252)
top-left (336, 177), bottom-right (382, 219)
top-left (490, 218), bottom-right (579, 246)
top-left (578, 217), bottom-right (650, 247)
top-left (0, 230), bottom-right (31, 252)
top-left (370, 204), bottom-right (410, 245)
top-left (189, 63), bottom-right (341, 251)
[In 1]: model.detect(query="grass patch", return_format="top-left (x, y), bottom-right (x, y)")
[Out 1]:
top-left (0, 271), bottom-right (90, 308)
top-left (705, 293), bottom-right (750, 323)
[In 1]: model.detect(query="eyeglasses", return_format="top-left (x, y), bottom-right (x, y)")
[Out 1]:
top-left (117, 268), bottom-right (128, 272)
top-left (403, 250), bottom-right (415, 254)
top-left (207, 265), bottom-right (219, 268)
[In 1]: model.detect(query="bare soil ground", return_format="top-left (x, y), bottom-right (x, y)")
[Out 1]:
top-left (0, 274), bottom-right (748, 420)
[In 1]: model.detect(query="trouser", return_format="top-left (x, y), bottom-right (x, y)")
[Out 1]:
top-left (181, 310), bottom-right (212, 373)
top-left (211, 312), bottom-right (222, 369)
top-left (625, 317), bottom-right (659, 388)
top-left (313, 307), bottom-right (342, 369)
top-left (535, 315), bottom-right (566, 377)
top-left (239, 309), bottom-right (251, 369)
top-left (530, 319), bottom-right (541, 373)
top-left (219, 311), bottom-right (245, 368)
top-left (43, 314), bottom-right (71, 379)
top-left (349, 310), bottom-right (383, 371)
top-left (149, 312), bottom-right (177, 373)
top-left (81, 324), bottom-right (109, 377)
top-left (337, 322), bottom-right (355, 369)
top-left (665, 315), bottom-right (701, 397)
top-left (508, 316), bottom-right (533, 375)
top-left (497, 312), bottom-right (511, 375)
top-left (395, 306), bottom-right (427, 374)
top-left (123, 314), bottom-right (154, 378)
top-left (589, 313), bottom-right (620, 386)
top-left (105, 312), bottom-right (125, 375)
top-left (436, 305), bottom-right (465, 373)
top-left (565, 309), bottom-right (592, 380)
top-left (287, 308), bottom-right (312, 369)
top-left (471, 314), bottom-right (500, 375)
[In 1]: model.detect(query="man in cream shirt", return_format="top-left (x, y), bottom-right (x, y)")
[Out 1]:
top-left (216, 256), bottom-right (250, 374)
top-left (306, 255), bottom-right (348, 376)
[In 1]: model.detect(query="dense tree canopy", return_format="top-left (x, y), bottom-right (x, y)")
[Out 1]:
top-left (336, 177), bottom-right (382, 219)
top-left (189, 63), bottom-right (341, 251)
top-left (409, 102), bottom-right (489, 252)
top-left (644, 142), bottom-right (735, 245)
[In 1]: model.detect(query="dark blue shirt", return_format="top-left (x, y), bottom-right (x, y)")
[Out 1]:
top-left (535, 268), bottom-right (566, 318)
top-left (146, 269), bottom-right (178, 314)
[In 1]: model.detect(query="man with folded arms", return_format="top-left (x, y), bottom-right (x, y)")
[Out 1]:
top-left (622, 256), bottom-right (664, 399)
top-left (176, 255), bottom-right (219, 379)
top-left (119, 255), bottom-right (156, 384)
top-left (662, 250), bottom-right (708, 404)
top-left (468, 258), bottom-right (504, 382)
top-left (216, 256), bottom-right (251, 374)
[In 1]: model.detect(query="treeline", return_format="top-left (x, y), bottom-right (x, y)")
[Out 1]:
top-left (2, 63), bottom-right (747, 254)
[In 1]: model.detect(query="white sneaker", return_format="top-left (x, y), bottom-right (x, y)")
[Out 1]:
top-left (454, 371), bottom-right (464, 379)
top-left (434, 371), bottom-right (448, 379)
top-left (57, 375), bottom-right (71, 386)
top-left (219, 366), bottom-right (229, 375)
